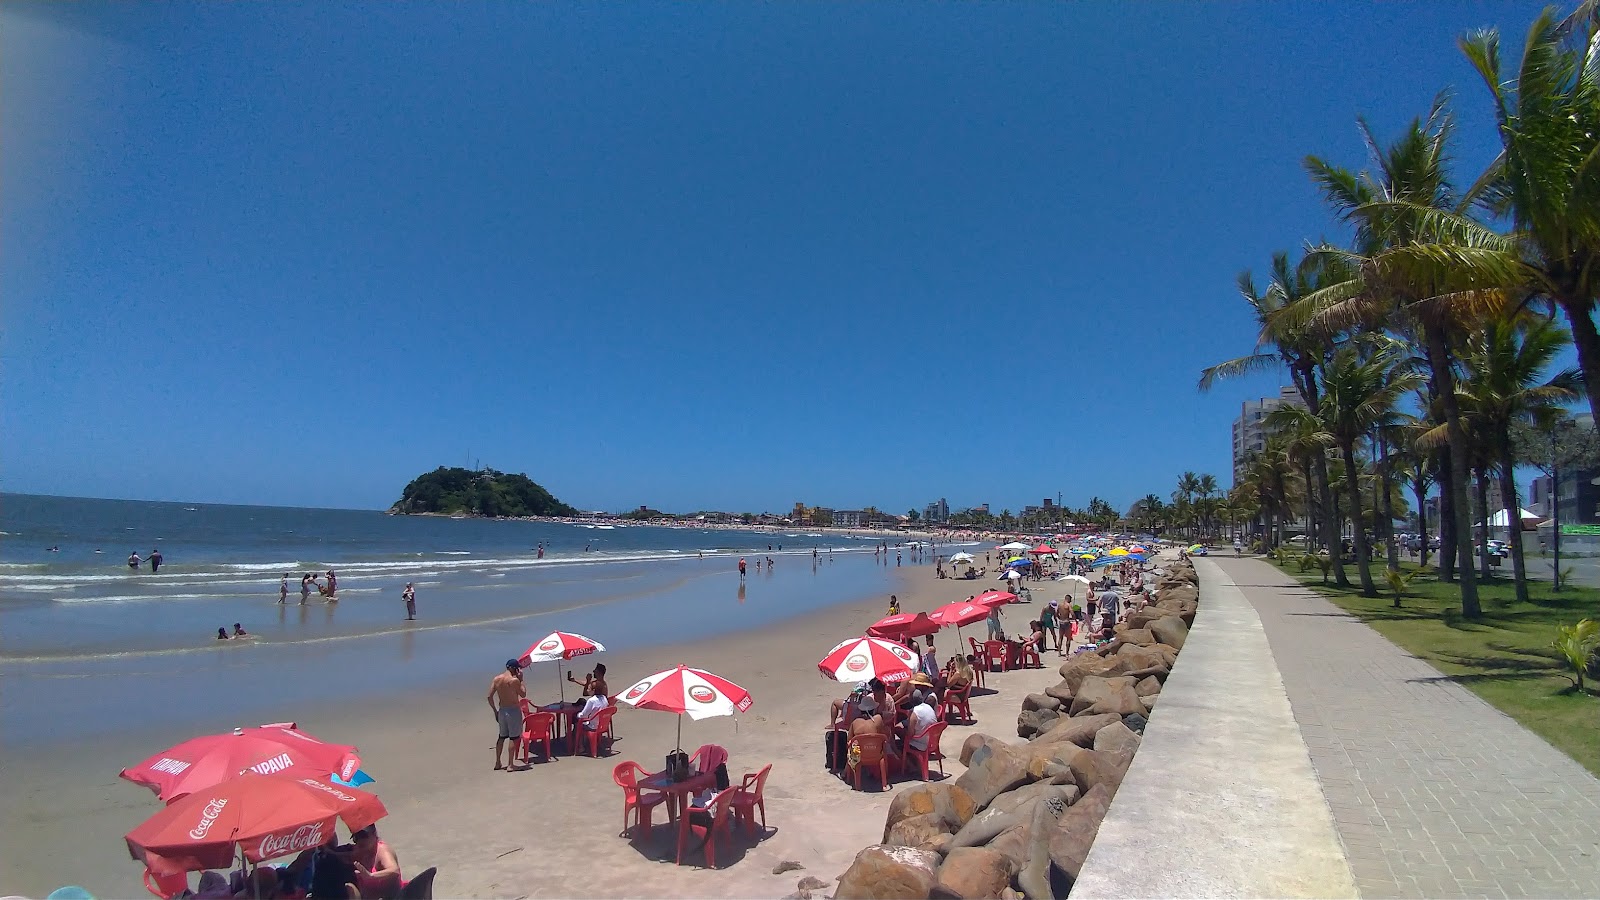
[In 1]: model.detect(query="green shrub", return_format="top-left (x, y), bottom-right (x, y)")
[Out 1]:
top-left (1554, 619), bottom-right (1599, 693)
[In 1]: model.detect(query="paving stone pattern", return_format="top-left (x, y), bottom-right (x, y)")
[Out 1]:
top-left (1212, 558), bottom-right (1600, 900)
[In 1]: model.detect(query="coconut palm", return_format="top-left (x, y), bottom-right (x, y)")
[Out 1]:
top-left (1454, 315), bottom-right (1583, 601)
top-left (1461, 7), bottom-right (1600, 424)
top-left (1318, 345), bottom-right (1424, 597)
top-left (1296, 99), bottom-right (1525, 616)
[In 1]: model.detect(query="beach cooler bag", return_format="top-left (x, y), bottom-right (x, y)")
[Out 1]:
top-left (824, 728), bottom-right (848, 769)
top-left (666, 749), bottom-right (691, 782)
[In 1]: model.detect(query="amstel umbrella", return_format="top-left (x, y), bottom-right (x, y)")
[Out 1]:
top-left (617, 665), bottom-right (753, 751)
top-left (817, 637), bottom-right (919, 684)
top-left (518, 631), bottom-right (606, 702)
top-left (121, 725), bottom-right (362, 803)
top-left (866, 611), bottom-right (941, 641)
top-left (126, 773), bottom-right (387, 877)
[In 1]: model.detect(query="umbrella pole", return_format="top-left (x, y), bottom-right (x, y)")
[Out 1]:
top-left (676, 714), bottom-right (683, 752)
top-left (557, 660), bottom-right (565, 704)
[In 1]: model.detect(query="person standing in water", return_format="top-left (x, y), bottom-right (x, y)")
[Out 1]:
top-left (738, 557), bottom-right (747, 578)
top-left (402, 583), bottom-right (416, 620)
top-left (149, 548), bottom-right (163, 573)
top-left (279, 574), bottom-right (289, 604)
top-left (128, 551), bottom-right (142, 571)
top-left (300, 574), bottom-right (312, 605)
top-left (325, 570), bottom-right (338, 599)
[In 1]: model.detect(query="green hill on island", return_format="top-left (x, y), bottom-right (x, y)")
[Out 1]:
top-left (391, 467), bottom-right (578, 518)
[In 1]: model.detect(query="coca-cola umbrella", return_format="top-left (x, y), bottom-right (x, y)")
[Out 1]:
top-left (865, 611), bottom-right (941, 641)
top-left (817, 636), bottom-right (919, 684)
top-left (126, 772), bottom-right (387, 877)
top-left (517, 631), bottom-right (606, 703)
top-left (616, 664), bottom-right (753, 751)
top-left (121, 724), bottom-right (362, 803)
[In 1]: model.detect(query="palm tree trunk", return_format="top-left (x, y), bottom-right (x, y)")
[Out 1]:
top-left (1342, 440), bottom-right (1377, 596)
top-left (1377, 436), bottom-right (1399, 571)
top-left (1560, 296), bottom-right (1600, 429)
top-left (1426, 327), bottom-right (1480, 617)
top-left (1497, 447), bottom-right (1529, 604)
top-left (1476, 465), bottom-right (1492, 581)
top-left (1413, 477), bottom-right (1430, 568)
top-left (1552, 447), bottom-right (1564, 592)
top-left (1439, 448), bottom-right (1456, 581)
top-left (1315, 455), bottom-right (1348, 587)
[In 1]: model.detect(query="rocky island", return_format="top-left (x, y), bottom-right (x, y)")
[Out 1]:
top-left (390, 466), bottom-right (578, 518)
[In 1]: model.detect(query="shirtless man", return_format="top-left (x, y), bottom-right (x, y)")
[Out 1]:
top-left (487, 659), bottom-right (527, 770)
top-left (567, 662), bottom-right (608, 699)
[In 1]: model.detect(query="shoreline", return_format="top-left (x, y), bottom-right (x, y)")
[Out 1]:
top-left (0, 556), bottom-right (1068, 898)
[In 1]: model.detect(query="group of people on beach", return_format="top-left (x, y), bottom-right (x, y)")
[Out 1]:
top-left (486, 658), bottom-right (610, 770)
top-left (126, 549), bottom-right (163, 572)
top-left (278, 571), bottom-right (338, 604)
top-left (185, 823), bottom-right (400, 898)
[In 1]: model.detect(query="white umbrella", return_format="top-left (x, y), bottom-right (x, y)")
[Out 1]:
top-left (998, 541), bottom-right (1031, 551)
top-left (949, 552), bottom-right (975, 563)
top-left (1004, 569), bottom-right (1023, 581)
top-left (617, 664), bottom-right (754, 751)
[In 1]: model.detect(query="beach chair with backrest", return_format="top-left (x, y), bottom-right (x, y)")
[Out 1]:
top-left (730, 763), bottom-right (772, 832)
top-left (520, 711), bottom-right (556, 764)
top-left (398, 867), bottom-right (437, 900)
top-left (680, 787), bottom-right (740, 868)
top-left (612, 761), bottom-right (669, 839)
top-left (690, 743), bottom-right (728, 775)
top-left (574, 708), bottom-right (616, 757)
top-left (938, 684), bottom-right (972, 724)
top-left (143, 869), bottom-right (189, 900)
top-left (901, 720), bottom-right (948, 781)
top-left (846, 733), bottom-right (891, 791)
top-left (983, 640), bottom-right (1009, 672)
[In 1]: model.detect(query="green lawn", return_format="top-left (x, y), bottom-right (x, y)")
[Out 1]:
top-left (1266, 557), bottom-right (1600, 775)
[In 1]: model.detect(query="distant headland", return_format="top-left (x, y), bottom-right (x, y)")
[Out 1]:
top-left (389, 467), bottom-right (578, 518)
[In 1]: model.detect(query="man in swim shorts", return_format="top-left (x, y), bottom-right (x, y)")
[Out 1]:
top-left (487, 659), bottom-right (526, 770)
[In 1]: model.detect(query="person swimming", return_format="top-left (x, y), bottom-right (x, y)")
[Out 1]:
top-left (233, 623), bottom-right (249, 637)
top-left (217, 627), bottom-right (230, 640)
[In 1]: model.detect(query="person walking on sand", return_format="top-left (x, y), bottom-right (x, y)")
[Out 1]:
top-left (402, 583), bottom-right (416, 620)
top-left (149, 548), bottom-right (163, 573)
top-left (487, 659), bottom-right (526, 771)
top-left (279, 574), bottom-right (289, 604)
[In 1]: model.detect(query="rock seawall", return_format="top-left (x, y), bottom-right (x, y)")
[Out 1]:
top-left (831, 559), bottom-right (1202, 899)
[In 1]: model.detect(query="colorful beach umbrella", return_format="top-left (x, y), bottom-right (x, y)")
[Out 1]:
top-left (948, 552), bottom-right (975, 564)
top-left (1108, 548), bottom-right (1129, 556)
top-left (1005, 557), bottom-right (1032, 568)
top-left (817, 637), bottom-right (919, 684)
top-left (1030, 544), bottom-right (1056, 555)
top-left (330, 768), bottom-right (374, 788)
top-left (617, 664), bottom-right (754, 751)
top-left (973, 590), bottom-right (1019, 608)
top-left (126, 772), bottom-right (387, 877)
top-left (121, 725), bottom-right (361, 804)
top-left (929, 600), bottom-right (990, 629)
top-left (518, 630), bottom-right (606, 703)
top-left (866, 611), bottom-right (941, 641)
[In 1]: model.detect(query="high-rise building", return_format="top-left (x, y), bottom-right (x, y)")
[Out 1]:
top-left (923, 498), bottom-right (949, 523)
top-left (1232, 387), bottom-right (1305, 483)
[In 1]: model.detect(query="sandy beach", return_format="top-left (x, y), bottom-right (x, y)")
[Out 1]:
top-left (1, 559), bottom-right (1072, 899)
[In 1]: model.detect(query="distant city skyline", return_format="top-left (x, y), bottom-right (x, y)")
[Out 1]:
top-left (1, 2), bottom-right (1543, 514)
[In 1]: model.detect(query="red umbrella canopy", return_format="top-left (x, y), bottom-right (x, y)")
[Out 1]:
top-left (865, 612), bottom-right (942, 640)
top-left (121, 725), bottom-right (362, 803)
top-left (618, 665), bottom-right (754, 720)
top-left (972, 590), bottom-right (1019, 609)
top-left (1030, 544), bottom-right (1056, 554)
top-left (817, 637), bottom-right (920, 684)
top-left (928, 600), bottom-right (990, 628)
top-left (126, 773), bottom-right (387, 876)
top-left (518, 631), bottom-right (605, 664)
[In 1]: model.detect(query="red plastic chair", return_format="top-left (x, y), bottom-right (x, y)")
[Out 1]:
top-left (967, 658), bottom-right (986, 689)
top-left (1018, 642), bottom-right (1042, 668)
top-left (730, 763), bottom-right (772, 832)
top-left (573, 708), bottom-right (616, 756)
top-left (612, 760), bottom-right (669, 839)
top-left (846, 733), bottom-right (891, 791)
top-left (938, 684), bottom-right (972, 724)
top-left (679, 786), bottom-right (740, 867)
top-left (983, 640), bottom-right (1009, 672)
top-left (143, 869), bottom-right (189, 900)
top-left (604, 696), bottom-right (619, 743)
top-left (520, 711), bottom-right (556, 763)
top-left (901, 720), bottom-right (948, 781)
top-left (967, 636), bottom-right (983, 658)
top-left (690, 743), bottom-right (728, 774)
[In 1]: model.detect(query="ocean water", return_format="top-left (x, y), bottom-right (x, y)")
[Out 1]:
top-left (0, 494), bottom-right (966, 742)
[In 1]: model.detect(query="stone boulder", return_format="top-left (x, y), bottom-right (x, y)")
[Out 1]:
top-left (887, 813), bottom-right (958, 849)
top-left (1092, 721), bottom-right (1141, 757)
top-left (935, 847), bottom-right (1016, 900)
top-left (921, 833), bottom-right (954, 856)
top-left (1106, 643), bottom-right (1173, 678)
top-left (1135, 675), bottom-right (1162, 696)
top-left (1109, 627), bottom-right (1156, 647)
top-left (1068, 676), bottom-right (1145, 717)
top-left (1024, 741), bottom-right (1086, 781)
top-left (1044, 680), bottom-right (1076, 704)
top-left (1149, 615), bottom-right (1189, 650)
top-left (984, 824), bottom-right (1031, 872)
top-left (959, 734), bottom-right (1008, 768)
top-left (1034, 713), bottom-right (1122, 749)
top-left (1048, 784), bottom-right (1114, 891)
top-left (990, 775), bottom-right (1079, 816)
top-left (1158, 583), bottom-right (1198, 605)
top-left (1141, 694), bottom-right (1156, 713)
top-left (1016, 708), bottom-right (1059, 738)
top-left (1021, 692), bottom-right (1060, 713)
top-left (884, 782), bottom-right (978, 840)
top-left (1122, 713), bottom-right (1147, 734)
top-left (1057, 653), bottom-right (1118, 691)
top-left (1067, 748), bottom-right (1133, 797)
top-left (955, 741), bottom-right (1032, 809)
top-left (835, 845), bottom-right (942, 900)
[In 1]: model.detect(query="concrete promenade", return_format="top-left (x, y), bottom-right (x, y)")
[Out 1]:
top-left (1217, 557), bottom-right (1600, 899)
top-left (1072, 559), bottom-right (1357, 898)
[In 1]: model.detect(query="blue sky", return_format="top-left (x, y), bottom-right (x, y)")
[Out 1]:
top-left (1, 1), bottom-right (1547, 515)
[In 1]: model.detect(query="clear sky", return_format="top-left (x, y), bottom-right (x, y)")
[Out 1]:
top-left (1, 1), bottom-right (1547, 515)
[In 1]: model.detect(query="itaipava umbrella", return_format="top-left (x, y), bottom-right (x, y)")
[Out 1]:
top-left (126, 772), bottom-right (387, 877)
top-left (866, 611), bottom-right (941, 641)
top-left (973, 590), bottom-right (1019, 608)
top-left (929, 599), bottom-right (992, 647)
top-left (617, 664), bottom-right (753, 751)
top-left (519, 631), bottom-right (606, 702)
top-left (121, 725), bottom-right (362, 803)
top-left (817, 637), bottom-right (919, 684)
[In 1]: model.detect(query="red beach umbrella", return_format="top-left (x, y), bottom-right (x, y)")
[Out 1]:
top-left (1030, 544), bottom-right (1056, 555)
top-left (866, 612), bottom-right (941, 641)
top-left (121, 725), bottom-right (362, 803)
top-left (518, 630), bottom-right (607, 702)
top-left (126, 772), bottom-right (387, 877)
top-left (973, 590), bottom-right (1019, 608)
top-left (929, 600), bottom-right (990, 628)
top-left (817, 636), bottom-right (919, 684)
top-left (617, 664), bottom-right (754, 751)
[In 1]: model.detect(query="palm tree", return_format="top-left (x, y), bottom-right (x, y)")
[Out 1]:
top-left (1455, 315), bottom-right (1583, 601)
top-left (1196, 474), bottom-right (1219, 538)
top-left (1297, 99), bottom-right (1524, 617)
top-left (1461, 7), bottom-right (1600, 424)
top-left (1202, 252), bottom-right (1348, 583)
top-left (1319, 345), bottom-right (1424, 596)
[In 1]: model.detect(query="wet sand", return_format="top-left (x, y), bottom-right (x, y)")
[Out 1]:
top-left (0, 559), bottom-right (1072, 898)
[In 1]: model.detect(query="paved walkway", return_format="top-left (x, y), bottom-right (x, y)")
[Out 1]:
top-left (1211, 557), bottom-right (1600, 899)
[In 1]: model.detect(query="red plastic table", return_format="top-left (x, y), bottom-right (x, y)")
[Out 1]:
top-left (640, 769), bottom-right (717, 864)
